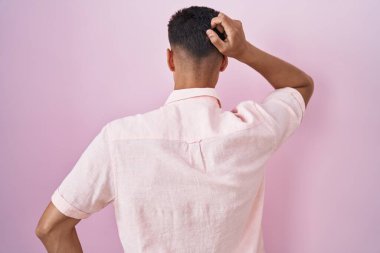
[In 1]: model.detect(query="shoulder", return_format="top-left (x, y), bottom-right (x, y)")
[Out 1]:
top-left (104, 107), bottom-right (165, 141)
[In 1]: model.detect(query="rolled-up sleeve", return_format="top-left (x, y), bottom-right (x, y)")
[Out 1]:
top-left (258, 87), bottom-right (306, 149)
top-left (51, 123), bottom-right (116, 219)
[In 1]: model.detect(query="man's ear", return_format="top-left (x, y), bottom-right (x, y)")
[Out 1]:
top-left (167, 48), bottom-right (175, 72)
top-left (220, 55), bottom-right (228, 72)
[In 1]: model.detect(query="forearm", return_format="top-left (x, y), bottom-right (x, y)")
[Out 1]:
top-left (38, 227), bottom-right (83, 253)
top-left (237, 41), bottom-right (313, 89)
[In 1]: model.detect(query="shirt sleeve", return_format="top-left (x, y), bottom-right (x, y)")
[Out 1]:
top-left (258, 87), bottom-right (306, 149)
top-left (51, 123), bottom-right (116, 219)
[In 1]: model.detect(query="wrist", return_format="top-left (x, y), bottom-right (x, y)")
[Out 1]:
top-left (235, 41), bottom-right (258, 64)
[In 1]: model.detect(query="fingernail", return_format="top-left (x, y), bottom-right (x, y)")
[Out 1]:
top-left (206, 29), bottom-right (212, 35)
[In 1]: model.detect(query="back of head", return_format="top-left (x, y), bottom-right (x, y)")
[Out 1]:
top-left (168, 6), bottom-right (225, 62)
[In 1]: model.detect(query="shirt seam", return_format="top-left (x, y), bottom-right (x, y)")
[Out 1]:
top-left (109, 122), bottom-right (267, 144)
top-left (104, 123), bottom-right (118, 202)
top-left (56, 187), bottom-right (92, 216)
top-left (289, 90), bottom-right (305, 123)
top-left (276, 87), bottom-right (305, 122)
top-left (251, 101), bottom-right (282, 151)
top-left (253, 102), bottom-right (278, 153)
top-left (260, 88), bottom-right (305, 151)
top-left (198, 141), bottom-right (207, 172)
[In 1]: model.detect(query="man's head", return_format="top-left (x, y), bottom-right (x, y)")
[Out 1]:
top-left (167, 6), bottom-right (228, 89)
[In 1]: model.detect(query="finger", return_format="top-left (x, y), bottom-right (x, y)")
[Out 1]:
top-left (215, 24), bottom-right (224, 34)
top-left (210, 16), bottom-right (222, 28)
top-left (215, 12), bottom-right (234, 26)
top-left (218, 12), bottom-right (233, 21)
top-left (211, 16), bottom-right (233, 35)
top-left (206, 29), bottom-right (225, 52)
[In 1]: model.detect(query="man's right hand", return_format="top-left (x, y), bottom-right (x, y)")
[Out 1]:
top-left (206, 12), bottom-right (248, 60)
top-left (206, 11), bottom-right (314, 108)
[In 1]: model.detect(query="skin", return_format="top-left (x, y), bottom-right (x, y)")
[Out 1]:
top-left (167, 45), bottom-right (228, 90)
top-left (169, 12), bottom-right (314, 107)
top-left (36, 11), bottom-right (314, 252)
top-left (35, 202), bottom-right (83, 252)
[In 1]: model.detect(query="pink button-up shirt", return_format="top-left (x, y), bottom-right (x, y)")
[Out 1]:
top-left (51, 87), bottom-right (305, 253)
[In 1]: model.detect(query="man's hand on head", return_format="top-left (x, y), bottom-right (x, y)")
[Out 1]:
top-left (206, 12), bottom-right (248, 61)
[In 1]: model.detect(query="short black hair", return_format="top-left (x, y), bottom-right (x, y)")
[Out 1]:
top-left (168, 6), bottom-right (226, 59)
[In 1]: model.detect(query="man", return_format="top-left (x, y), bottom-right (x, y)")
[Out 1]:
top-left (36, 6), bottom-right (313, 253)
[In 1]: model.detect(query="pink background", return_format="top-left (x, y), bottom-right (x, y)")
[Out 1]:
top-left (1, 1), bottom-right (379, 252)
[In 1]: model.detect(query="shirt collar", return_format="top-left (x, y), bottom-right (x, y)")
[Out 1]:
top-left (164, 87), bottom-right (222, 108)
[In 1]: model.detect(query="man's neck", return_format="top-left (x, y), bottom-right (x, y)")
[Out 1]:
top-left (173, 75), bottom-right (217, 90)
top-left (174, 84), bottom-right (216, 90)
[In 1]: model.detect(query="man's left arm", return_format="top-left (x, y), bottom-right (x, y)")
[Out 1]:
top-left (36, 202), bottom-right (83, 253)
top-left (35, 123), bottom-right (116, 251)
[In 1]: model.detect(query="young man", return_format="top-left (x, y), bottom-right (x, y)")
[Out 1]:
top-left (36, 6), bottom-right (313, 253)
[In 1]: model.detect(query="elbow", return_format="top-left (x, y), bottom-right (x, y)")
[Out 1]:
top-left (296, 73), bottom-right (314, 93)
top-left (35, 224), bottom-right (51, 240)
top-left (305, 74), bottom-right (314, 88)
top-left (35, 219), bottom-right (56, 240)
top-left (299, 73), bottom-right (314, 88)
top-left (292, 73), bottom-right (314, 90)
top-left (301, 72), bottom-right (314, 88)
top-left (306, 74), bottom-right (314, 95)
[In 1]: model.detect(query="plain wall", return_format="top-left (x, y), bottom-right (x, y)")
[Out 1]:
top-left (0, 0), bottom-right (379, 252)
